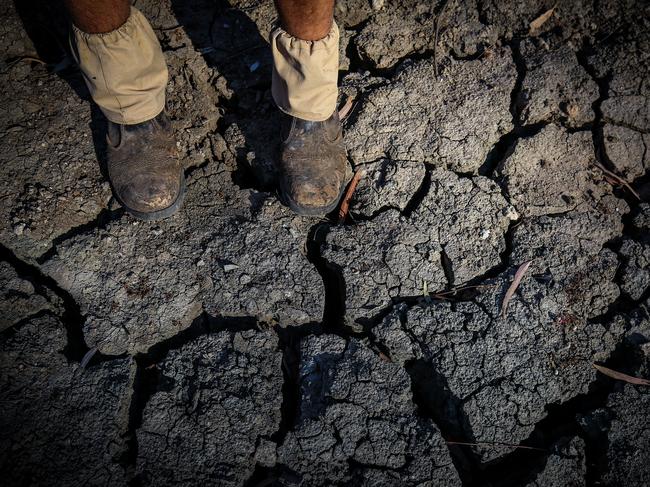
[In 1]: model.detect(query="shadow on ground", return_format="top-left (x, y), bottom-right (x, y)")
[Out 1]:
top-left (171, 0), bottom-right (281, 190)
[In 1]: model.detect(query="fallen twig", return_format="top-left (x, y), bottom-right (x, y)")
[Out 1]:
top-left (593, 161), bottom-right (641, 200)
top-left (501, 260), bottom-right (533, 318)
top-left (432, 0), bottom-right (450, 77)
top-left (431, 284), bottom-right (496, 298)
top-left (338, 169), bottom-right (365, 223)
top-left (445, 440), bottom-right (546, 452)
top-left (593, 364), bottom-right (650, 386)
top-left (9, 55), bottom-right (47, 66)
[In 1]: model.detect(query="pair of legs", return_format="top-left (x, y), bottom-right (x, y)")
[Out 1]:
top-left (64, 0), bottom-right (348, 219)
top-left (65, 0), bottom-right (335, 40)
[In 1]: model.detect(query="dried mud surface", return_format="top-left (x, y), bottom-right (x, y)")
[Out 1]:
top-left (1, 0), bottom-right (649, 486)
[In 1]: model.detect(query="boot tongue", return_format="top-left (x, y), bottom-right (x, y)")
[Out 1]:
top-left (108, 118), bottom-right (157, 149)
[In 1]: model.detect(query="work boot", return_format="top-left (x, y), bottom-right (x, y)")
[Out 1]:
top-left (106, 111), bottom-right (185, 220)
top-left (278, 110), bottom-right (349, 216)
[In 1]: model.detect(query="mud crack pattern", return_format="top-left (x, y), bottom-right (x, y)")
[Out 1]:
top-left (1, 0), bottom-right (649, 486)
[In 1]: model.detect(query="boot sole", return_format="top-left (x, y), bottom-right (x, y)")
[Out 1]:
top-left (118, 173), bottom-right (187, 222)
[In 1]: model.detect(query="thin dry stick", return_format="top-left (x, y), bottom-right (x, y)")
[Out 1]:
top-left (501, 260), bottom-right (533, 318)
top-left (431, 284), bottom-right (496, 297)
top-left (446, 440), bottom-right (546, 452)
top-left (432, 0), bottom-right (450, 77)
top-left (593, 161), bottom-right (641, 200)
top-left (593, 364), bottom-right (650, 386)
top-left (338, 169), bottom-right (365, 223)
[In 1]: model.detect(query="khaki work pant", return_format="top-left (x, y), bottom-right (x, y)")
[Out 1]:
top-left (73, 7), bottom-right (339, 124)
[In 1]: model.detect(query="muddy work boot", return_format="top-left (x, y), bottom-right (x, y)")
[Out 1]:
top-left (278, 110), bottom-right (349, 216)
top-left (106, 111), bottom-right (185, 220)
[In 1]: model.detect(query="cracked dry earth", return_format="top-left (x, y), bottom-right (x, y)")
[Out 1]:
top-left (1, 0), bottom-right (650, 486)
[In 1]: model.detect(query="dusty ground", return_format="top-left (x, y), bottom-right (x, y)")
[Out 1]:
top-left (1, 0), bottom-right (649, 485)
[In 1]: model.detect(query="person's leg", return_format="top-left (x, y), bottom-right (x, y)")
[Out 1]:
top-left (64, 0), bottom-right (130, 34)
top-left (274, 0), bottom-right (335, 41)
top-left (65, 0), bottom-right (185, 220)
top-left (271, 0), bottom-right (348, 216)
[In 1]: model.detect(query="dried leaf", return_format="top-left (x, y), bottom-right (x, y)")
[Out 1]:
top-left (81, 347), bottom-right (98, 369)
top-left (593, 364), bottom-right (650, 386)
top-left (529, 5), bottom-right (556, 34)
top-left (378, 351), bottom-right (392, 363)
top-left (338, 96), bottom-right (355, 120)
top-left (501, 260), bottom-right (533, 318)
top-left (337, 169), bottom-right (365, 223)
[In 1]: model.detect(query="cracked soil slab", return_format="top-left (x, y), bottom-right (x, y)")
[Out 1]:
top-left (0, 314), bottom-right (134, 486)
top-left (135, 329), bottom-right (282, 486)
top-left (277, 335), bottom-right (462, 486)
top-left (41, 164), bottom-right (324, 355)
top-left (323, 169), bottom-right (517, 325)
top-left (345, 46), bottom-right (515, 173)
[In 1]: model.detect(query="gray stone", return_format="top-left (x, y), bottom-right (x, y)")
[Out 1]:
top-left (0, 315), bottom-right (134, 486)
top-left (136, 329), bottom-right (283, 486)
top-left (277, 335), bottom-right (462, 486)
top-left (345, 47), bottom-right (516, 173)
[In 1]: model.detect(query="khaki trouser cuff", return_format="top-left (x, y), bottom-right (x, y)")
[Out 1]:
top-left (270, 22), bottom-right (340, 122)
top-left (72, 7), bottom-right (168, 125)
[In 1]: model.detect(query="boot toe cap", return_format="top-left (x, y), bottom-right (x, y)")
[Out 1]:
top-left (285, 175), bottom-right (344, 214)
top-left (116, 173), bottom-right (181, 214)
